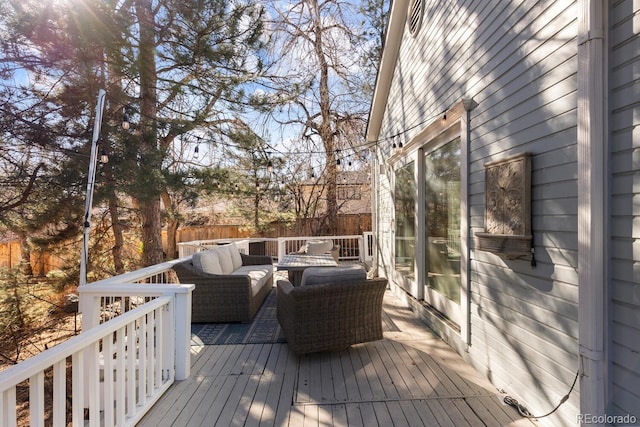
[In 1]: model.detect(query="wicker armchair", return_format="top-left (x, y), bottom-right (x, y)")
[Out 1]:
top-left (276, 277), bottom-right (388, 354)
top-left (173, 253), bottom-right (273, 323)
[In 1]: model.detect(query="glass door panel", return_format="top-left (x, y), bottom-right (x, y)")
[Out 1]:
top-left (395, 161), bottom-right (416, 280)
top-left (424, 138), bottom-right (461, 323)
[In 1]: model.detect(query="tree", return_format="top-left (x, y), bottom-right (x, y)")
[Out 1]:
top-left (221, 128), bottom-right (284, 232)
top-left (258, 0), bottom-right (375, 234)
top-left (0, 0), bottom-right (268, 268)
top-left (359, 0), bottom-right (390, 97)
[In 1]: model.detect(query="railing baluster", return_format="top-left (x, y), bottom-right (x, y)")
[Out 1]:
top-left (147, 311), bottom-right (155, 394)
top-left (115, 327), bottom-right (126, 425)
top-left (29, 372), bottom-right (44, 427)
top-left (52, 360), bottom-right (66, 427)
top-left (88, 341), bottom-right (100, 427)
top-left (126, 320), bottom-right (137, 415)
top-left (103, 335), bottom-right (114, 427)
top-left (2, 387), bottom-right (17, 427)
top-left (156, 306), bottom-right (163, 387)
top-left (139, 315), bottom-right (147, 404)
top-left (71, 351), bottom-right (84, 426)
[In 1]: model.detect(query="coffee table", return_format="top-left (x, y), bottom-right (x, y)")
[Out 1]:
top-left (277, 253), bottom-right (338, 286)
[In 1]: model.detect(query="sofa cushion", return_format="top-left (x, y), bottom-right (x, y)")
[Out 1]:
top-left (227, 242), bottom-right (243, 270)
top-left (300, 265), bottom-right (367, 286)
top-left (214, 245), bottom-right (235, 274)
top-left (194, 250), bottom-right (223, 275)
top-left (232, 265), bottom-right (273, 297)
top-left (305, 240), bottom-right (333, 255)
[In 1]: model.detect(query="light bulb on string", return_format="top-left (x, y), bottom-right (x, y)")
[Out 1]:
top-left (122, 107), bottom-right (131, 130)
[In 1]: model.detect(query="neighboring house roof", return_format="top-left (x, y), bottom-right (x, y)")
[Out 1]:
top-left (301, 170), bottom-right (372, 215)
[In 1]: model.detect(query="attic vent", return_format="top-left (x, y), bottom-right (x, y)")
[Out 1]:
top-left (408, 0), bottom-right (424, 36)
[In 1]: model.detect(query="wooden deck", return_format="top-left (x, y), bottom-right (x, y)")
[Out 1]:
top-left (138, 289), bottom-right (537, 426)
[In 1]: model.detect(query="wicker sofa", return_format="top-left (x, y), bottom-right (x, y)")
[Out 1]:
top-left (172, 243), bottom-right (273, 323)
top-left (276, 266), bottom-right (387, 354)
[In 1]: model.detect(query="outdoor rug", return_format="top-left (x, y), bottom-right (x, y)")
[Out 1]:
top-left (190, 288), bottom-right (286, 345)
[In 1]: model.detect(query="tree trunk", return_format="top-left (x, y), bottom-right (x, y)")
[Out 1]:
top-left (107, 189), bottom-right (125, 274)
top-left (311, 0), bottom-right (338, 235)
top-left (140, 199), bottom-right (164, 265)
top-left (136, 0), bottom-right (163, 266)
top-left (161, 191), bottom-right (179, 260)
top-left (18, 234), bottom-right (32, 276)
top-left (254, 191), bottom-right (260, 230)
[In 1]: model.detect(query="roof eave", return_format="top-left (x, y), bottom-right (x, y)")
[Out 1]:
top-left (365, 0), bottom-right (409, 143)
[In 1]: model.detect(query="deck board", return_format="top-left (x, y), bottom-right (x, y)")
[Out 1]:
top-left (138, 290), bottom-right (538, 426)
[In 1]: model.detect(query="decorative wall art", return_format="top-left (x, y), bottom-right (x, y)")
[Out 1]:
top-left (475, 152), bottom-right (533, 259)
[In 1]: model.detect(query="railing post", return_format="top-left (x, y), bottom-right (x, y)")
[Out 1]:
top-left (162, 296), bottom-right (174, 385)
top-left (174, 286), bottom-right (193, 380)
top-left (277, 238), bottom-right (286, 263)
top-left (177, 242), bottom-right (185, 258)
top-left (78, 293), bottom-right (101, 331)
top-left (358, 236), bottom-right (365, 263)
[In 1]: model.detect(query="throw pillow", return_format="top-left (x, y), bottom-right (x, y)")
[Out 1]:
top-left (215, 245), bottom-right (235, 274)
top-left (191, 251), bottom-right (204, 271)
top-left (305, 240), bottom-right (333, 255)
top-left (300, 265), bottom-right (366, 286)
top-left (198, 250), bottom-right (223, 275)
top-left (227, 242), bottom-right (243, 270)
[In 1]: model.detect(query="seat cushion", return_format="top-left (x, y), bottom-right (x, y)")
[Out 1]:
top-left (305, 240), bottom-right (333, 255)
top-left (232, 265), bottom-right (273, 297)
top-left (300, 265), bottom-right (367, 286)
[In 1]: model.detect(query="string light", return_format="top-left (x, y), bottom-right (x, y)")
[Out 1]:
top-left (122, 107), bottom-right (131, 130)
top-left (376, 107), bottom-right (451, 147)
top-left (100, 148), bottom-right (109, 164)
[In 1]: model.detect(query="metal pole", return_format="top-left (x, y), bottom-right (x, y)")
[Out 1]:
top-left (79, 89), bottom-right (106, 288)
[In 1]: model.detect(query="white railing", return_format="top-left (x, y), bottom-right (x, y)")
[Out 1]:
top-left (0, 233), bottom-right (374, 426)
top-left (178, 234), bottom-right (371, 263)
top-left (0, 260), bottom-right (194, 427)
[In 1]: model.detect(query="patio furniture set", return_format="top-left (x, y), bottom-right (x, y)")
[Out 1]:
top-left (172, 240), bottom-right (388, 354)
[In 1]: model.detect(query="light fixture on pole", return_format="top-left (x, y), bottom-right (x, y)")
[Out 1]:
top-left (79, 89), bottom-right (106, 288)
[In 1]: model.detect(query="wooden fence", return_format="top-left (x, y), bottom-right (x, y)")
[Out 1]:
top-left (0, 241), bottom-right (66, 275)
top-left (1, 214), bottom-right (372, 276)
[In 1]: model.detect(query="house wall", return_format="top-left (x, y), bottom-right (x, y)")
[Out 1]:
top-left (373, 1), bottom-right (581, 425)
top-left (608, 0), bottom-right (640, 419)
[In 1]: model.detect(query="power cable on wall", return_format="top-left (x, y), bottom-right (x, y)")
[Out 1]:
top-left (503, 370), bottom-right (579, 419)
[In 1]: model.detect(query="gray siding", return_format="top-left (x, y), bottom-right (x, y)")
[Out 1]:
top-left (608, 0), bottom-right (640, 419)
top-left (375, 1), bottom-right (580, 425)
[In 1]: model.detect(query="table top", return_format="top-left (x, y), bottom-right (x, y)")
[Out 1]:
top-left (278, 253), bottom-right (338, 269)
